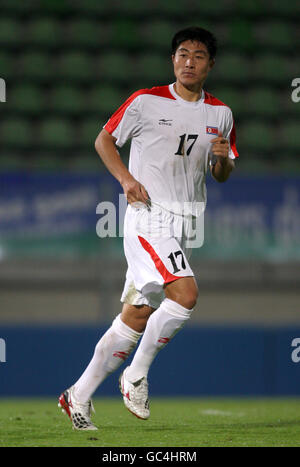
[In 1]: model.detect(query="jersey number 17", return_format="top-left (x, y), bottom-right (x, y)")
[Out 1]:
top-left (175, 134), bottom-right (198, 156)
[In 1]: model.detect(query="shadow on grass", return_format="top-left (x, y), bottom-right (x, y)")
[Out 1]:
top-left (113, 418), bottom-right (300, 434)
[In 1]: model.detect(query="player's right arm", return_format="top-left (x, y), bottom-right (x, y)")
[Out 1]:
top-left (95, 129), bottom-right (149, 205)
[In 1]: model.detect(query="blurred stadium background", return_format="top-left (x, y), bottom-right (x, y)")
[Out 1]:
top-left (0, 0), bottom-right (299, 397)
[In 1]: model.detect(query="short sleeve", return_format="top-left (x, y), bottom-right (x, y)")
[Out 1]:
top-left (223, 108), bottom-right (239, 159)
top-left (103, 93), bottom-right (142, 147)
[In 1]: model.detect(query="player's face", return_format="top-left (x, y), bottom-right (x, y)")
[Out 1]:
top-left (172, 40), bottom-right (214, 90)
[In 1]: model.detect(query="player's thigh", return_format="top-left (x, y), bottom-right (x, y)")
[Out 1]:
top-left (121, 303), bottom-right (156, 333)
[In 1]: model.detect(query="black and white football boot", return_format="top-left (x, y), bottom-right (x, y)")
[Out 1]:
top-left (58, 386), bottom-right (98, 431)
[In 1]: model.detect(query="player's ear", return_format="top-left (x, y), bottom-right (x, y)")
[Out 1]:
top-left (209, 58), bottom-right (215, 70)
top-left (171, 54), bottom-right (175, 64)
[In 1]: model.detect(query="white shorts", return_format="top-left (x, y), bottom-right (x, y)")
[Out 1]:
top-left (120, 203), bottom-right (195, 309)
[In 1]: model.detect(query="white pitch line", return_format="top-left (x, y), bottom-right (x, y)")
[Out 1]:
top-left (200, 409), bottom-right (245, 417)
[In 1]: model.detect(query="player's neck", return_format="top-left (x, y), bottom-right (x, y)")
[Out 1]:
top-left (173, 81), bottom-right (203, 102)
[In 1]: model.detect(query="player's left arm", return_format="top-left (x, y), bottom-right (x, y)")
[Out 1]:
top-left (210, 108), bottom-right (238, 183)
top-left (210, 130), bottom-right (235, 183)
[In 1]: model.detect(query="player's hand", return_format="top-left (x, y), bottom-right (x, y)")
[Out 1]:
top-left (121, 175), bottom-right (150, 207)
top-left (210, 131), bottom-right (229, 161)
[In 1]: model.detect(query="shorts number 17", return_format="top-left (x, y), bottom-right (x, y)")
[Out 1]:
top-left (168, 250), bottom-right (186, 274)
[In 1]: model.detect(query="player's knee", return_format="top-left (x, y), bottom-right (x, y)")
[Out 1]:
top-left (165, 277), bottom-right (199, 310)
top-left (169, 284), bottom-right (198, 310)
top-left (182, 287), bottom-right (198, 310)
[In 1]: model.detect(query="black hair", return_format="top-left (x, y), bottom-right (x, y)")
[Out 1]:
top-left (171, 26), bottom-right (217, 59)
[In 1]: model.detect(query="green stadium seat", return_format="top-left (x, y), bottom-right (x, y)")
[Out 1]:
top-left (0, 118), bottom-right (32, 147)
top-left (228, 19), bottom-right (255, 51)
top-left (79, 119), bottom-right (101, 147)
top-left (110, 19), bottom-right (141, 49)
top-left (285, 93), bottom-right (300, 116)
top-left (39, 118), bottom-right (74, 147)
top-left (98, 53), bottom-right (133, 82)
top-left (10, 85), bottom-right (45, 114)
top-left (89, 85), bottom-right (123, 114)
top-left (50, 86), bottom-right (85, 114)
top-left (154, 0), bottom-right (193, 15)
top-left (0, 52), bottom-right (14, 79)
top-left (136, 54), bottom-right (172, 83)
top-left (26, 18), bottom-right (61, 47)
top-left (192, 0), bottom-right (231, 14)
top-left (234, 0), bottom-right (267, 15)
top-left (21, 52), bottom-right (54, 81)
top-left (254, 21), bottom-right (294, 50)
top-left (238, 121), bottom-right (275, 152)
top-left (253, 54), bottom-right (291, 85)
top-left (213, 53), bottom-right (249, 84)
top-left (35, 0), bottom-right (71, 13)
top-left (280, 122), bottom-right (300, 150)
top-left (76, 0), bottom-right (112, 14)
top-left (0, 18), bottom-right (20, 46)
top-left (245, 88), bottom-right (279, 117)
top-left (68, 19), bottom-right (102, 48)
top-left (154, 0), bottom-right (228, 15)
top-left (267, 0), bottom-right (300, 14)
top-left (0, 0), bottom-right (35, 13)
top-left (116, 0), bottom-right (153, 15)
top-left (216, 88), bottom-right (245, 116)
top-left (59, 52), bottom-right (94, 81)
top-left (142, 21), bottom-right (176, 50)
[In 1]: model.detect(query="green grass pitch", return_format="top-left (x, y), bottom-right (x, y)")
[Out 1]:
top-left (0, 397), bottom-right (299, 447)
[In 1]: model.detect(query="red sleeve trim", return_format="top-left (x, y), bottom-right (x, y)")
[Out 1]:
top-left (204, 91), bottom-right (227, 107)
top-left (230, 119), bottom-right (239, 158)
top-left (138, 235), bottom-right (184, 284)
top-left (104, 86), bottom-right (176, 135)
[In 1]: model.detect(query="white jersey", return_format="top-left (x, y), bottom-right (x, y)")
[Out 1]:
top-left (104, 83), bottom-right (238, 217)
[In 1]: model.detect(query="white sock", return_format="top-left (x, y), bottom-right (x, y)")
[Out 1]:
top-left (126, 298), bottom-right (193, 383)
top-left (73, 314), bottom-right (142, 403)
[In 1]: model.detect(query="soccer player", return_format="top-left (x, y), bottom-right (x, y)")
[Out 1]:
top-left (58, 26), bottom-right (238, 430)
